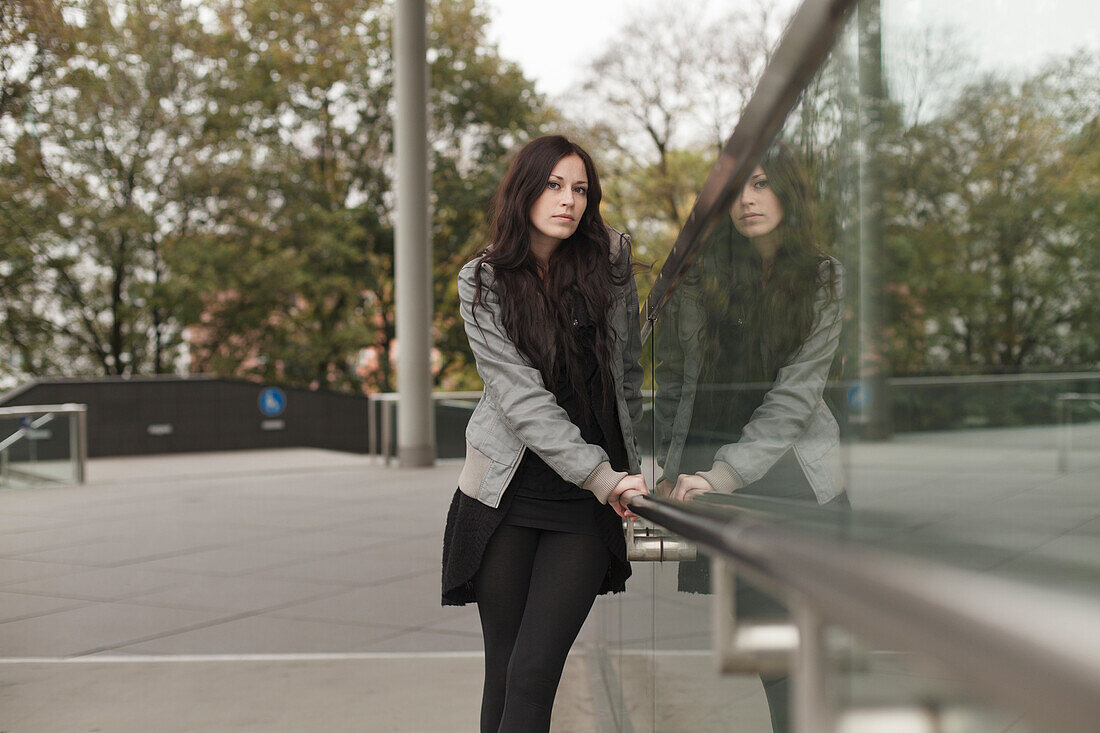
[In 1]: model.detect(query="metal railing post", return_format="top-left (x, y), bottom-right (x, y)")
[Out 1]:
top-left (69, 410), bottom-right (79, 484)
top-left (367, 395), bottom-right (378, 460)
top-left (793, 603), bottom-right (828, 733)
top-left (709, 556), bottom-right (799, 676)
top-left (380, 399), bottom-right (396, 465)
top-left (1057, 393), bottom-right (1074, 474)
top-left (75, 406), bottom-right (87, 484)
top-left (390, 401), bottom-right (399, 463)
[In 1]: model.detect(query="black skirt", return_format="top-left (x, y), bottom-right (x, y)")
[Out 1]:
top-left (504, 493), bottom-right (603, 535)
top-left (441, 487), bottom-right (631, 606)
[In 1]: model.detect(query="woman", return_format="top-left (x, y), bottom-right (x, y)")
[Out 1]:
top-left (656, 144), bottom-right (845, 733)
top-left (659, 143), bottom-right (846, 507)
top-left (441, 134), bottom-right (648, 733)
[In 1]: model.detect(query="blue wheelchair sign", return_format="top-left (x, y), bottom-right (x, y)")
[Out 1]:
top-left (847, 384), bottom-right (869, 410)
top-left (258, 387), bottom-right (287, 417)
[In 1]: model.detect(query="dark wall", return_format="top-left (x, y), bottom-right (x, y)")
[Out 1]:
top-left (0, 377), bottom-right (370, 457)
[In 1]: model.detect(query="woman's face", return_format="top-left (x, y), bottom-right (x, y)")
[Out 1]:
top-left (731, 166), bottom-right (783, 240)
top-left (527, 154), bottom-right (588, 248)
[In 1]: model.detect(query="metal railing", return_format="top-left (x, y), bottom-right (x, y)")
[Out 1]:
top-left (367, 391), bottom-right (483, 463)
top-left (0, 403), bottom-right (88, 486)
top-left (627, 495), bottom-right (1100, 733)
top-left (1057, 392), bottom-right (1100, 473)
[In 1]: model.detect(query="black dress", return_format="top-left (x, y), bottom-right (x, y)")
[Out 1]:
top-left (441, 295), bottom-right (631, 606)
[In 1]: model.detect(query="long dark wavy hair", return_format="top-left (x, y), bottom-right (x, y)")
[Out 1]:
top-left (707, 144), bottom-right (839, 383)
top-left (472, 135), bottom-right (630, 412)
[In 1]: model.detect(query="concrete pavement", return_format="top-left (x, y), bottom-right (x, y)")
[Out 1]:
top-left (0, 451), bottom-right (603, 731)
top-left (2, 419), bottom-right (1097, 732)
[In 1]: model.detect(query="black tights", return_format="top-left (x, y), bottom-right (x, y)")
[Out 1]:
top-left (474, 524), bottom-right (610, 733)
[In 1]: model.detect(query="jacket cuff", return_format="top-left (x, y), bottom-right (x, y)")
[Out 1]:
top-left (696, 461), bottom-right (744, 494)
top-left (583, 461), bottom-right (628, 504)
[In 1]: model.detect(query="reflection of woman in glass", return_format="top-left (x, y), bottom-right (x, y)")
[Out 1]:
top-left (655, 144), bottom-right (845, 733)
top-left (662, 144), bottom-right (846, 507)
top-left (441, 135), bottom-right (648, 733)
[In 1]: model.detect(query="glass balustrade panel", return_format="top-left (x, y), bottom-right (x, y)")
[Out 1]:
top-left (647, 0), bottom-right (1099, 729)
top-left (0, 410), bottom-right (79, 487)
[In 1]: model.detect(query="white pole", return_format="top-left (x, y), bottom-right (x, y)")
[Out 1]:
top-left (393, 0), bottom-right (434, 467)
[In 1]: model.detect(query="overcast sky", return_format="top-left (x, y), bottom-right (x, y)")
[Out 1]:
top-left (480, 0), bottom-right (1100, 99)
top-left (479, 0), bottom-right (641, 97)
top-left (479, 0), bottom-right (797, 97)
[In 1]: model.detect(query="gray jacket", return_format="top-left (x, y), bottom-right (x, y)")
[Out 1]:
top-left (658, 259), bottom-right (846, 504)
top-left (457, 228), bottom-right (644, 508)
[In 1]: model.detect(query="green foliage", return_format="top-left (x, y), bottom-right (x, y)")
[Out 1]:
top-left (4, 0), bottom-right (1094, 397)
top-left (2, 0), bottom-right (218, 379)
top-left (170, 0), bottom-right (393, 392)
top-left (427, 0), bottom-right (550, 390)
top-left (1, 0), bottom-right (77, 119)
top-left (881, 55), bottom-right (1100, 373)
top-left (0, 0), bottom-right (547, 393)
top-left (769, 42), bottom-right (1099, 379)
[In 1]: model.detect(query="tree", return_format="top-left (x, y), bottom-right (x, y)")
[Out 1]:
top-left (1, 0), bottom-right (218, 379)
top-left (0, 0), bottom-right (75, 384)
top-left (0, 0), bottom-right (76, 120)
top-left (1, 0), bottom-right (548, 394)
top-left (768, 29), bottom-right (1099, 377)
top-left (573, 2), bottom-right (781, 273)
top-left (427, 0), bottom-right (550, 390)
top-left (177, 0), bottom-right (547, 393)
top-left (883, 54), bottom-right (1100, 372)
top-left (171, 0), bottom-right (394, 392)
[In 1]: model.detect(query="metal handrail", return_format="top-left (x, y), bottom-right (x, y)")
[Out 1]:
top-left (0, 404), bottom-right (88, 485)
top-left (639, 0), bottom-right (859, 342)
top-left (675, 371), bottom-right (1100, 393)
top-left (0, 404), bottom-right (90, 416)
top-left (889, 371), bottom-right (1100, 387)
top-left (0, 412), bottom-right (55, 453)
top-left (627, 495), bottom-right (1100, 733)
top-left (367, 391), bottom-right (484, 461)
top-left (366, 390), bottom-right (485, 402)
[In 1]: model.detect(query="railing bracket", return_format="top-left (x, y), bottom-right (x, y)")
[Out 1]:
top-left (626, 520), bottom-right (697, 562)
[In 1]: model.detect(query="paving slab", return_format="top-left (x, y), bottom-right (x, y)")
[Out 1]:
top-left (0, 591), bottom-right (89, 624)
top-left (0, 557), bottom-right (90, 586)
top-left (614, 652), bottom-right (771, 733)
top-left (267, 570), bottom-right (452, 630)
top-left (122, 574), bottom-right (351, 614)
top-left (108, 612), bottom-right (412, 655)
top-left (0, 602), bottom-right (231, 657)
top-left (0, 652), bottom-right (600, 733)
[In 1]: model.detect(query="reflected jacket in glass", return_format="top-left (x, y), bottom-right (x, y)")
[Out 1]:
top-left (656, 259), bottom-right (846, 504)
